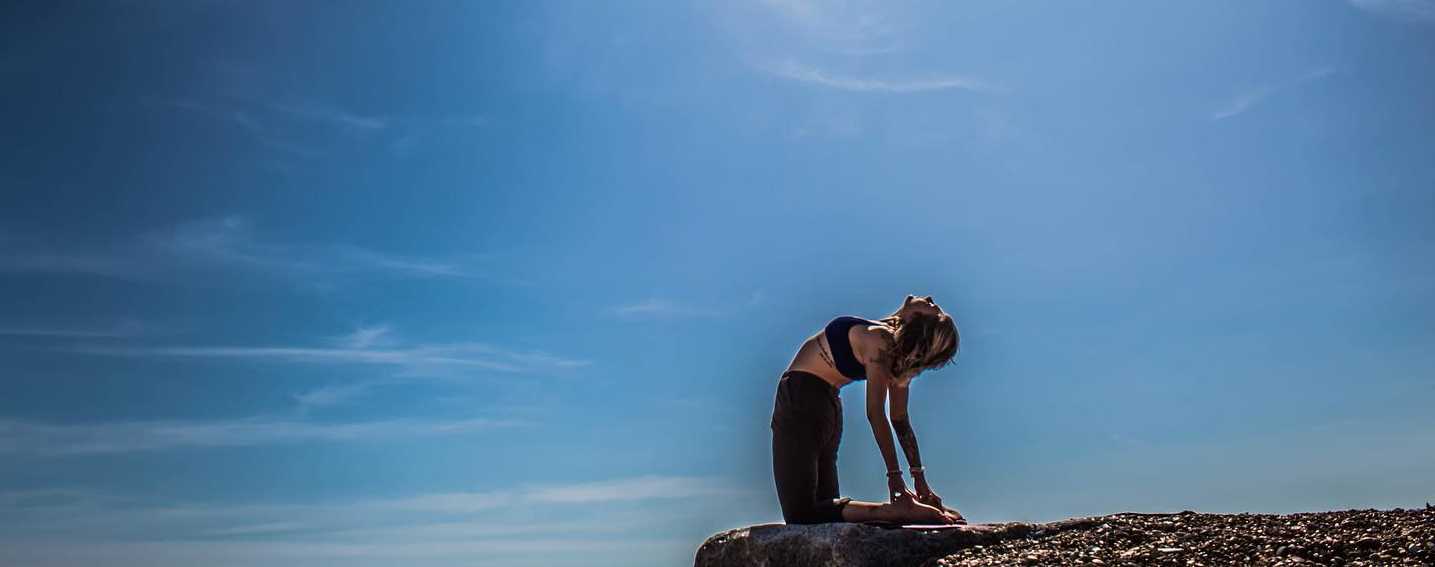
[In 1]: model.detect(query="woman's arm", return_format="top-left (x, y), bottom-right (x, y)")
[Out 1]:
top-left (855, 325), bottom-right (914, 502)
top-left (864, 368), bottom-right (903, 477)
top-left (889, 381), bottom-right (944, 508)
top-left (887, 382), bottom-right (925, 472)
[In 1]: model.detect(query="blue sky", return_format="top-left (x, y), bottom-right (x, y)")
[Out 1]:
top-left (2, 0), bottom-right (1434, 565)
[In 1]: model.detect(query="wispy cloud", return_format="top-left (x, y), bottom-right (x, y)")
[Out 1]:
top-left (333, 325), bottom-right (393, 349)
top-left (68, 340), bottom-right (588, 376)
top-left (766, 60), bottom-right (990, 93)
top-left (1344, 0), bottom-right (1435, 21)
top-left (0, 320), bottom-right (145, 339)
top-left (609, 291), bottom-right (763, 319)
top-left (270, 101), bottom-right (389, 132)
top-left (0, 216), bottom-right (477, 285)
top-left (0, 476), bottom-right (762, 566)
top-left (0, 415), bottom-right (521, 456)
top-left (166, 98), bottom-right (485, 159)
top-left (154, 216), bottom-right (466, 278)
top-left (371, 475), bottom-right (747, 513)
top-left (292, 380), bottom-right (393, 409)
top-left (391, 116), bottom-right (489, 155)
top-left (523, 475), bottom-right (741, 504)
top-left (42, 324), bottom-right (585, 407)
top-left (1211, 67), bottom-right (1336, 120)
top-left (754, 0), bottom-right (905, 55)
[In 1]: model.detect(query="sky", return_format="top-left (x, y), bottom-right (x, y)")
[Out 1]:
top-left (1, 0), bottom-right (1433, 565)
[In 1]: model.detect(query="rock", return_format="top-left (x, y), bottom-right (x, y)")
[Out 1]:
top-left (698, 507), bottom-right (1435, 567)
top-left (693, 518), bottom-right (1098, 567)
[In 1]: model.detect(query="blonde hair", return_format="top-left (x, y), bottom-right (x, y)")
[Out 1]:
top-left (875, 312), bottom-right (959, 379)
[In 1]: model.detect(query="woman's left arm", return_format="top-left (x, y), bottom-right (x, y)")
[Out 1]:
top-left (888, 381), bottom-right (943, 508)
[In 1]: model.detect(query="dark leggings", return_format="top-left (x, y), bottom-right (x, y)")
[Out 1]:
top-left (770, 370), bottom-right (852, 524)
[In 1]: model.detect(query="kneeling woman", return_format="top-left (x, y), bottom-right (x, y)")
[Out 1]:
top-left (771, 294), bottom-right (963, 525)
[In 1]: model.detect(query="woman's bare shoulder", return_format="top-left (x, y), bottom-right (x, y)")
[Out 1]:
top-left (851, 321), bottom-right (894, 360)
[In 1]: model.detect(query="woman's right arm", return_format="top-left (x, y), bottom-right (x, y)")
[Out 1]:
top-left (864, 368), bottom-right (903, 478)
top-left (859, 328), bottom-right (915, 502)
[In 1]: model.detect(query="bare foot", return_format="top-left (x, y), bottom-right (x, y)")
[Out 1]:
top-left (893, 496), bottom-right (952, 525)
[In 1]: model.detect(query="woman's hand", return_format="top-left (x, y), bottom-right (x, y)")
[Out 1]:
top-left (887, 475), bottom-right (918, 503)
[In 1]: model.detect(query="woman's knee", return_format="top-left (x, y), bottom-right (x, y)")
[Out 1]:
top-left (782, 497), bottom-right (849, 525)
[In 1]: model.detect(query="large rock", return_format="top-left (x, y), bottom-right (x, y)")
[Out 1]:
top-left (693, 518), bottom-right (1100, 567)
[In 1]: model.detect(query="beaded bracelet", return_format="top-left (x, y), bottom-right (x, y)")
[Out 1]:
top-left (910, 466), bottom-right (925, 474)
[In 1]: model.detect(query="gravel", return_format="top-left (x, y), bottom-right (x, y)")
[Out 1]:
top-left (927, 505), bottom-right (1435, 567)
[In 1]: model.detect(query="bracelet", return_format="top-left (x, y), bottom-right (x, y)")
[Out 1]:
top-left (909, 466), bottom-right (925, 474)
top-left (885, 469), bottom-right (903, 477)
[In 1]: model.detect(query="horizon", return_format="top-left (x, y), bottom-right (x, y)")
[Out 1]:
top-left (2, 1), bottom-right (1434, 566)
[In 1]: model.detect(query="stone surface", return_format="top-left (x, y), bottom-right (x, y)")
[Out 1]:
top-left (694, 518), bottom-right (1099, 567)
top-left (696, 506), bottom-right (1435, 567)
top-left (929, 506), bottom-right (1434, 567)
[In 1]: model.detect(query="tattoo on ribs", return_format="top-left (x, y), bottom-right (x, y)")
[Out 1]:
top-left (817, 338), bottom-right (836, 369)
top-left (891, 418), bottom-right (923, 468)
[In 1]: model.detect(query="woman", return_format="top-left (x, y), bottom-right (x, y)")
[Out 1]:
top-left (771, 294), bottom-right (963, 525)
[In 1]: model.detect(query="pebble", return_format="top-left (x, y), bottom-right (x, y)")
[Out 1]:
top-left (929, 507), bottom-right (1434, 567)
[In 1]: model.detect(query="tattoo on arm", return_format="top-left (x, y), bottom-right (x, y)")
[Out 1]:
top-left (890, 417), bottom-right (922, 469)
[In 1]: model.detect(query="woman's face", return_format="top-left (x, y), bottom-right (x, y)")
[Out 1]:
top-left (898, 294), bottom-right (943, 318)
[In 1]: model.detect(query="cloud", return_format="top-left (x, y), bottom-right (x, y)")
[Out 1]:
top-left (0, 415), bottom-right (522, 456)
top-left (0, 476), bottom-right (763, 567)
top-left (166, 98), bottom-right (485, 159)
top-left (44, 324), bottom-right (586, 407)
top-left (292, 380), bottom-right (392, 408)
top-left (68, 340), bottom-right (588, 376)
top-left (1344, 0), bottom-right (1435, 21)
top-left (270, 101), bottom-right (389, 132)
top-left (766, 60), bottom-right (990, 93)
top-left (1211, 67), bottom-right (1336, 120)
top-left (154, 216), bottom-right (466, 278)
top-left (391, 116), bottom-right (489, 155)
top-left (609, 292), bottom-right (763, 319)
top-left (753, 0), bottom-right (905, 54)
top-left (333, 325), bottom-right (393, 349)
top-left (524, 475), bottom-right (743, 504)
top-left (610, 298), bottom-right (716, 317)
top-left (0, 320), bottom-right (145, 339)
top-left (0, 216), bottom-right (477, 285)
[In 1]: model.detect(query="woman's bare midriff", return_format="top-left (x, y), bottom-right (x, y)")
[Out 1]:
top-left (784, 331), bottom-right (854, 389)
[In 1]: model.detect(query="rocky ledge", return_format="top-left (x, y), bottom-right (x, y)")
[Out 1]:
top-left (695, 506), bottom-right (1434, 567)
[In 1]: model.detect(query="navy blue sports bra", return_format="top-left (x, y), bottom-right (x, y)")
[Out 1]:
top-left (824, 316), bottom-right (883, 380)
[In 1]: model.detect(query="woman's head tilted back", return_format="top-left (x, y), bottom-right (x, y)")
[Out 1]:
top-left (884, 294), bottom-right (960, 380)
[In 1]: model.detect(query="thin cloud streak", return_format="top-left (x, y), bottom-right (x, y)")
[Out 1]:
top-left (766, 60), bottom-right (990, 93)
top-left (0, 321), bottom-right (144, 339)
top-left (754, 0), bottom-right (905, 55)
top-left (0, 416), bottom-right (523, 456)
top-left (67, 341), bottom-right (589, 375)
top-left (1212, 67), bottom-right (1336, 120)
top-left (334, 325), bottom-right (393, 349)
top-left (609, 292), bottom-right (763, 319)
top-left (292, 380), bottom-right (393, 408)
top-left (0, 216), bottom-right (478, 284)
top-left (1345, 0), bottom-right (1435, 21)
top-left (165, 98), bottom-right (486, 159)
top-left (0, 475), bottom-right (759, 536)
top-left (154, 216), bottom-right (467, 278)
top-left (0, 476), bottom-right (764, 566)
top-left (271, 101), bottom-right (388, 131)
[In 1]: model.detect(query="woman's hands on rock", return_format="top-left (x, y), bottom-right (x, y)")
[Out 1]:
top-left (887, 475), bottom-right (918, 503)
top-left (913, 477), bottom-right (943, 509)
top-left (913, 476), bottom-right (966, 524)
